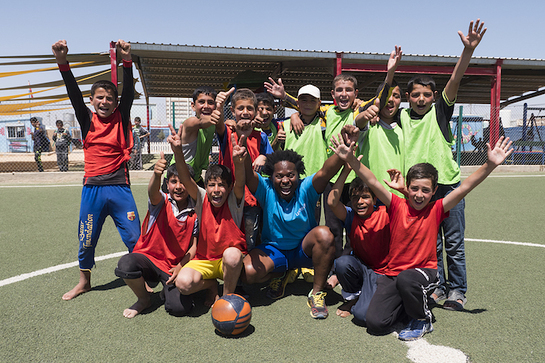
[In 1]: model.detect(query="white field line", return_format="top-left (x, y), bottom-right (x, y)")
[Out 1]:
top-left (0, 251), bottom-right (127, 287)
top-left (465, 238), bottom-right (545, 248)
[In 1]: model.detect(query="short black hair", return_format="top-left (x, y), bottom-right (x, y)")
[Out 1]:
top-left (407, 75), bottom-right (436, 94)
top-left (56, 120), bottom-right (63, 126)
top-left (263, 149), bottom-right (305, 177)
top-left (406, 163), bottom-right (438, 189)
top-left (256, 92), bottom-right (275, 108)
top-left (204, 164), bottom-right (232, 187)
top-left (376, 80), bottom-right (402, 95)
top-left (91, 80), bottom-right (118, 99)
top-left (192, 86), bottom-right (217, 102)
top-left (161, 163), bottom-right (195, 193)
top-left (349, 177), bottom-right (375, 199)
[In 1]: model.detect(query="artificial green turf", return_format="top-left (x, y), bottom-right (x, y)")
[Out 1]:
top-left (1, 174), bottom-right (544, 362)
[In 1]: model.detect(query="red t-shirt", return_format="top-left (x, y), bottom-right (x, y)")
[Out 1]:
top-left (385, 194), bottom-right (449, 276)
top-left (349, 206), bottom-right (390, 274)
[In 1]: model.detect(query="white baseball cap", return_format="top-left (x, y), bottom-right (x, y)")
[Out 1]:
top-left (297, 84), bottom-right (320, 99)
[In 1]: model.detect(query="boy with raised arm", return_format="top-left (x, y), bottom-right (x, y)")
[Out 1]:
top-left (115, 154), bottom-right (198, 318)
top-left (52, 39), bottom-right (140, 301)
top-left (400, 19), bottom-right (486, 310)
top-left (169, 93), bottom-right (248, 306)
top-left (331, 133), bottom-right (512, 340)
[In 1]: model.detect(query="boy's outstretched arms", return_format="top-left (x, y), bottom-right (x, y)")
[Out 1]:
top-left (444, 19), bottom-right (486, 102)
top-left (443, 136), bottom-right (512, 212)
top-left (330, 134), bottom-right (392, 208)
top-left (384, 168), bottom-right (408, 197)
top-left (148, 151), bottom-right (168, 206)
top-left (115, 39), bottom-right (132, 62)
top-left (168, 124), bottom-right (199, 201)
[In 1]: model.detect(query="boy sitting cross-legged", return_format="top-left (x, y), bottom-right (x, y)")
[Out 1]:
top-left (115, 153), bottom-right (198, 318)
top-left (169, 120), bottom-right (248, 307)
top-left (331, 133), bottom-right (512, 340)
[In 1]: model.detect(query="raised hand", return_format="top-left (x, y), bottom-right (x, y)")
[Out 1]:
top-left (264, 77), bottom-right (286, 99)
top-left (340, 124), bottom-right (360, 145)
top-left (232, 134), bottom-right (247, 165)
top-left (211, 87), bottom-right (235, 125)
top-left (384, 168), bottom-right (407, 195)
top-left (235, 119), bottom-right (253, 139)
top-left (487, 136), bottom-right (513, 167)
top-left (51, 40), bottom-right (68, 64)
top-left (359, 98), bottom-right (381, 126)
top-left (116, 40), bottom-right (131, 61)
top-left (458, 19), bottom-right (486, 50)
top-left (387, 45), bottom-right (402, 74)
top-left (330, 133), bottom-right (355, 162)
top-left (154, 151), bottom-right (168, 175)
top-left (167, 124), bottom-right (183, 153)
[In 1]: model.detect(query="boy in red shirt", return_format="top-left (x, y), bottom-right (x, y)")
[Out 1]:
top-left (52, 39), bottom-right (140, 301)
top-left (115, 153), bottom-right (198, 318)
top-left (331, 134), bottom-right (513, 340)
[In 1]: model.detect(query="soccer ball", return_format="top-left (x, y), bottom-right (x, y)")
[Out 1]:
top-left (211, 294), bottom-right (252, 336)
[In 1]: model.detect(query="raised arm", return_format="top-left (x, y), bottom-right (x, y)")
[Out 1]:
top-left (327, 163), bottom-right (352, 222)
top-left (116, 40), bottom-right (134, 140)
top-left (232, 134), bottom-right (247, 205)
top-left (167, 124), bottom-right (199, 201)
top-left (443, 136), bottom-right (512, 212)
top-left (148, 151), bottom-right (168, 206)
top-left (444, 19), bottom-right (486, 102)
top-left (330, 134), bottom-right (392, 207)
top-left (212, 87), bottom-right (235, 139)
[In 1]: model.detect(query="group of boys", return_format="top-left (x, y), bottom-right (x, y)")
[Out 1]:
top-left (54, 18), bottom-right (514, 341)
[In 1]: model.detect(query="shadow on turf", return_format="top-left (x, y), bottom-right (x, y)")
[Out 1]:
top-left (91, 277), bottom-right (126, 291)
top-left (214, 324), bottom-right (255, 338)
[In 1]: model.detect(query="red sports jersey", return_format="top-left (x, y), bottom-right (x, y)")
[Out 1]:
top-left (385, 194), bottom-right (448, 276)
top-left (133, 194), bottom-right (196, 274)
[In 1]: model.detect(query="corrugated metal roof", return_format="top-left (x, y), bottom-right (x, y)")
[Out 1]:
top-left (130, 43), bottom-right (545, 105)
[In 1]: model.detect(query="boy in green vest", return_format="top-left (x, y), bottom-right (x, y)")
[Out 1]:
top-left (400, 19), bottom-right (487, 310)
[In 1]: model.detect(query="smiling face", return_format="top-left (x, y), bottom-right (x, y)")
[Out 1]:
top-left (297, 94), bottom-right (321, 119)
top-left (407, 84), bottom-right (436, 116)
top-left (167, 174), bottom-right (188, 208)
top-left (331, 80), bottom-right (358, 111)
top-left (257, 101), bottom-right (274, 127)
top-left (90, 88), bottom-right (118, 118)
top-left (205, 176), bottom-right (232, 208)
top-left (232, 99), bottom-right (256, 122)
top-left (191, 93), bottom-right (216, 118)
top-left (407, 178), bottom-right (437, 210)
top-left (272, 160), bottom-right (299, 202)
top-left (350, 190), bottom-right (375, 218)
top-left (380, 86), bottom-right (402, 122)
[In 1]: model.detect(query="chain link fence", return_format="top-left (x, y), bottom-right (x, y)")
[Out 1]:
top-left (1, 100), bottom-right (543, 173)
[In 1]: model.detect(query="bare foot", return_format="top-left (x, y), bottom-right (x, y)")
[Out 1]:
top-left (326, 274), bottom-right (339, 290)
top-left (336, 300), bottom-right (357, 318)
top-left (123, 297), bottom-right (152, 318)
top-left (205, 284), bottom-right (219, 307)
top-left (62, 271), bottom-right (91, 301)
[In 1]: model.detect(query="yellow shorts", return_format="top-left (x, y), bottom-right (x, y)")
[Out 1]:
top-left (183, 259), bottom-right (224, 280)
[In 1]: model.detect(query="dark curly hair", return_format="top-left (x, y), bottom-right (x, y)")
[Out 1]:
top-left (263, 149), bottom-right (305, 177)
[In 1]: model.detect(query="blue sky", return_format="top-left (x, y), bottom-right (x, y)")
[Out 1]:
top-left (2, 0), bottom-right (545, 112)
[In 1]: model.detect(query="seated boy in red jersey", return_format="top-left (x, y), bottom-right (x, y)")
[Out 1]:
top-left (331, 134), bottom-right (513, 340)
top-left (214, 88), bottom-right (274, 251)
top-left (168, 120), bottom-right (248, 307)
top-left (115, 153), bottom-right (198, 318)
top-left (327, 163), bottom-right (390, 322)
top-left (52, 39), bottom-right (141, 301)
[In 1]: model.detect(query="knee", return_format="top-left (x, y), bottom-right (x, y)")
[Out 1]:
top-left (314, 226), bottom-right (334, 247)
top-left (175, 270), bottom-right (194, 294)
top-left (333, 255), bottom-right (352, 275)
top-left (222, 248), bottom-right (243, 269)
top-left (365, 313), bottom-right (389, 334)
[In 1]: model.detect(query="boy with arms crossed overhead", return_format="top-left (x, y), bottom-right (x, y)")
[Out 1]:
top-left (170, 93), bottom-right (248, 307)
top-left (115, 154), bottom-right (198, 318)
top-left (400, 19), bottom-right (486, 310)
top-left (52, 39), bottom-right (140, 301)
top-left (331, 133), bottom-right (512, 340)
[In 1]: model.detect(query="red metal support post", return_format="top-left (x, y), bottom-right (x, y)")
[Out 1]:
top-left (490, 59), bottom-right (503, 146)
top-left (335, 52), bottom-right (343, 76)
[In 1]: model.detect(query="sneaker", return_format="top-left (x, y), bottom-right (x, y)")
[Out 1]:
top-left (307, 291), bottom-right (328, 319)
top-left (301, 268), bottom-right (314, 283)
top-left (443, 290), bottom-right (467, 311)
top-left (398, 319), bottom-right (433, 341)
top-left (266, 270), bottom-right (297, 299)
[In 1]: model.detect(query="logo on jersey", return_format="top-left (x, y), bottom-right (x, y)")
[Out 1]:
top-left (127, 211), bottom-right (136, 221)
